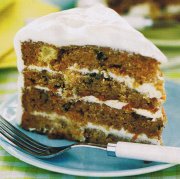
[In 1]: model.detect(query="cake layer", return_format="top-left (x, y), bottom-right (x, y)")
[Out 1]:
top-left (32, 86), bottom-right (164, 120)
top-left (22, 112), bottom-right (85, 141)
top-left (24, 69), bottom-right (64, 91)
top-left (21, 111), bottom-right (161, 145)
top-left (26, 64), bottom-right (165, 99)
top-left (23, 69), bottom-right (161, 111)
top-left (21, 41), bottom-right (163, 85)
top-left (22, 87), bottom-right (164, 138)
top-left (14, 5), bottom-right (167, 64)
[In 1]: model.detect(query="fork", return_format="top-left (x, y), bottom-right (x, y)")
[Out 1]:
top-left (1, 115), bottom-right (180, 164)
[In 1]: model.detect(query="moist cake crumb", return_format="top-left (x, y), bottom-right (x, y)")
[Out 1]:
top-left (14, 5), bottom-right (167, 145)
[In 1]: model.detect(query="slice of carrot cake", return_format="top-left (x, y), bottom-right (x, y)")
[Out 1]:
top-left (14, 5), bottom-right (167, 145)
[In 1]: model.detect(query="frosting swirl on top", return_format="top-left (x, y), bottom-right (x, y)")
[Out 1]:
top-left (14, 5), bottom-right (167, 63)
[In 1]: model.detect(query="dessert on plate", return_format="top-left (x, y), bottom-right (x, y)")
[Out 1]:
top-left (14, 5), bottom-right (167, 145)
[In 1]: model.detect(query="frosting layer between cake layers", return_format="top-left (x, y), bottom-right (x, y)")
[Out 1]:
top-left (31, 84), bottom-right (163, 120)
top-left (28, 111), bottom-right (161, 145)
top-left (26, 64), bottom-right (163, 99)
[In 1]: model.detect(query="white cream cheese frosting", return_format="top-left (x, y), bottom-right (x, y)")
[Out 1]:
top-left (16, 74), bottom-right (24, 125)
top-left (68, 65), bottom-right (163, 99)
top-left (27, 65), bottom-right (163, 99)
top-left (31, 111), bottom-right (161, 144)
top-left (14, 4), bottom-right (167, 70)
top-left (29, 85), bottom-right (162, 120)
top-left (80, 95), bottom-right (163, 120)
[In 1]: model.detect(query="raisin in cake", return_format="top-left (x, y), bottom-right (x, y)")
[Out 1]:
top-left (14, 5), bottom-right (167, 145)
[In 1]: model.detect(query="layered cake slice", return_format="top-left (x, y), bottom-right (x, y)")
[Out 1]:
top-left (14, 5), bottom-right (167, 145)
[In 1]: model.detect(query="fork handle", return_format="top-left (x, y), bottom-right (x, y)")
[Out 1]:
top-left (107, 142), bottom-right (180, 164)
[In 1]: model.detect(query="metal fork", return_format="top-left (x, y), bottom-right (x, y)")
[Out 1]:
top-left (0, 115), bottom-right (107, 158)
top-left (1, 115), bottom-right (180, 164)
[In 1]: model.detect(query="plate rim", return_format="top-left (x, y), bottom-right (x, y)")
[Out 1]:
top-left (0, 139), bottom-right (176, 177)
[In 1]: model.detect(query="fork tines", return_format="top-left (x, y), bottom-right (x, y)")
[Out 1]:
top-left (0, 115), bottom-right (50, 156)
